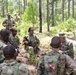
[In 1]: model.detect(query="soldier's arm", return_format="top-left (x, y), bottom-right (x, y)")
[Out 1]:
top-left (65, 54), bottom-right (76, 74)
top-left (23, 36), bottom-right (29, 45)
top-left (36, 56), bottom-right (45, 75)
top-left (2, 19), bottom-right (7, 26)
top-left (0, 40), bottom-right (7, 48)
top-left (12, 20), bottom-right (15, 26)
top-left (16, 36), bottom-right (21, 45)
top-left (68, 43), bottom-right (74, 59)
top-left (35, 36), bottom-right (40, 46)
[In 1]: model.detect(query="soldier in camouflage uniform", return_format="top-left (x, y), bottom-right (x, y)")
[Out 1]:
top-left (37, 36), bottom-right (76, 75)
top-left (59, 33), bottom-right (74, 59)
top-left (0, 29), bottom-right (10, 63)
top-left (0, 45), bottom-right (32, 75)
top-left (23, 27), bottom-right (40, 54)
top-left (2, 13), bottom-right (15, 30)
top-left (9, 27), bottom-right (20, 48)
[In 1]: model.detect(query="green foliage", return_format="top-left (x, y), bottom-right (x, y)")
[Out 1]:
top-left (51, 18), bottom-right (76, 33)
top-left (15, 21), bottom-right (30, 42)
top-left (27, 50), bottom-right (39, 65)
top-left (22, 2), bottom-right (38, 25)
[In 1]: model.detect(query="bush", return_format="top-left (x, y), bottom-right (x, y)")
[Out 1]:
top-left (51, 18), bottom-right (76, 33)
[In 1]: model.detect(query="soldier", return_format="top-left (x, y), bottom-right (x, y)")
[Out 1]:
top-left (59, 33), bottom-right (74, 59)
top-left (2, 13), bottom-right (15, 30)
top-left (0, 29), bottom-right (10, 63)
top-left (0, 45), bottom-right (32, 75)
top-left (23, 27), bottom-right (40, 54)
top-left (37, 36), bottom-right (76, 75)
top-left (9, 27), bottom-right (20, 48)
top-left (14, 13), bottom-right (20, 22)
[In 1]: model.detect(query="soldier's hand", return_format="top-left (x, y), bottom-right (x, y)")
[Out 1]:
top-left (24, 41), bottom-right (28, 45)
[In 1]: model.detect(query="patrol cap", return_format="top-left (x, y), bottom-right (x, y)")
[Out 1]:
top-left (50, 36), bottom-right (61, 48)
top-left (28, 27), bottom-right (34, 32)
top-left (59, 33), bottom-right (65, 37)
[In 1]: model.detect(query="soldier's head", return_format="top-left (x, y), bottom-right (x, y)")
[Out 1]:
top-left (7, 13), bottom-right (11, 19)
top-left (0, 29), bottom-right (10, 42)
top-left (28, 27), bottom-right (34, 36)
top-left (59, 33), bottom-right (66, 43)
top-left (3, 45), bottom-right (16, 59)
top-left (50, 36), bottom-right (61, 49)
top-left (10, 27), bottom-right (17, 36)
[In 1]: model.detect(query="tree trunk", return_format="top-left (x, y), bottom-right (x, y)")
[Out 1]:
top-left (51, 0), bottom-right (54, 26)
top-left (6, 0), bottom-right (8, 13)
top-left (62, 0), bottom-right (64, 22)
top-left (2, 0), bottom-right (5, 17)
top-left (47, 0), bottom-right (50, 31)
top-left (26, 0), bottom-right (27, 6)
top-left (32, 0), bottom-right (34, 2)
top-left (55, 0), bottom-right (57, 15)
top-left (23, 0), bottom-right (26, 11)
top-left (68, 0), bottom-right (70, 18)
top-left (39, 0), bottom-right (42, 33)
top-left (72, 0), bottom-right (74, 18)
top-left (19, 0), bottom-right (21, 16)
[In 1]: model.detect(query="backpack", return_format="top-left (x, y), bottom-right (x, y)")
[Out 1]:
top-left (1, 62), bottom-right (20, 75)
top-left (43, 50), bottom-right (61, 75)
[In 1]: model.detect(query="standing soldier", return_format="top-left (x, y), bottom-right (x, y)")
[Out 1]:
top-left (37, 36), bottom-right (76, 75)
top-left (0, 29), bottom-right (10, 63)
top-left (59, 33), bottom-right (74, 59)
top-left (14, 13), bottom-right (20, 22)
top-left (2, 13), bottom-right (15, 30)
top-left (0, 45), bottom-right (32, 75)
top-left (23, 27), bottom-right (40, 54)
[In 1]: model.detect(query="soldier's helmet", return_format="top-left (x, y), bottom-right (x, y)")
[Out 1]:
top-left (28, 27), bottom-right (34, 32)
top-left (50, 36), bottom-right (61, 48)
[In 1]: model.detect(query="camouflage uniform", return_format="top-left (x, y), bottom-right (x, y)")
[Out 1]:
top-left (37, 50), bottom-right (76, 75)
top-left (23, 35), bottom-right (40, 54)
top-left (59, 33), bottom-right (74, 59)
top-left (2, 18), bottom-right (15, 30)
top-left (61, 41), bottom-right (74, 59)
top-left (0, 59), bottom-right (32, 75)
top-left (0, 40), bottom-right (7, 62)
top-left (9, 34), bottom-right (20, 48)
top-left (0, 40), bottom-right (11, 63)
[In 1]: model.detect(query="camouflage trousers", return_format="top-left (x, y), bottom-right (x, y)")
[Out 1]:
top-left (25, 46), bottom-right (40, 54)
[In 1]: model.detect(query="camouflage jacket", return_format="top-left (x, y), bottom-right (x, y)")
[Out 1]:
top-left (9, 34), bottom-right (20, 48)
top-left (0, 40), bottom-right (7, 62)
top-left (36, 50), bottom-right (76, 75)
top-left (0, 59), bottom-right (32, 75)
top-left (0, 39), bottom-right (11, 62)
top-left (61, 41), bottom-right (74, 59)
top-left (2, 18), bottom-right (15, 26)
top-left (23, 35), bottom-right (40, 48)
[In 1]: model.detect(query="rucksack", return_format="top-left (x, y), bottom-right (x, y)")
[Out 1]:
top-left (43, 50), bottom-right (61, 75)
top-left (1, 62), bottom-right (20, 75)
